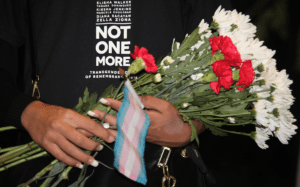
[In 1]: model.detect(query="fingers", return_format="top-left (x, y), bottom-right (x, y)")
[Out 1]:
top-left (44, 140), bottom-right (99, 169)
top-left (59, 122), bottom-right (103, 152)
top-left (90, 110), bottom-right (117, 126)
top-left (140, 95), bottom-right (171, 112)
top-left (100, 98), bottom-right (122, 111)
top-left (64, 110), bottom-right (115, 143)
top-left (56, 136), bottom-right (100, 167)
top-left (76, 129), bottom-right (94, 137)
top-left (44, 143), bottom-right (82, 168)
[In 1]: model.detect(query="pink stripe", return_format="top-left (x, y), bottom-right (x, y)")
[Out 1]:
top-left (129, 172), bottom-right (138, 181)
top-left (121, 93), bottom-right (137, 134)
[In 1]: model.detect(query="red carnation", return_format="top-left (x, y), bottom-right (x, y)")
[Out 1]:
top-left (210, 60), bottom-right (233, 94)
top-left (236, 60), bottom-right (255, 91)
top-left (130, 46), bottom-right (157, 73)
top-left (209, 36), bottom-right (242, 67)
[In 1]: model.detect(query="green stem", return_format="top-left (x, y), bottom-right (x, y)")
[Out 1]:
top-left (223, 120), bottom-right (255, 126)
top-left (0, 126), bottom-right (16, 132)
top-left (96, 160), bottom-right (114, 170)
top-left (0, 144), bottom-right (26, 153)
top-left (0, 141), bottom-right (38, 163)
top-left (155, 69), bottom-right (201, 98)
top-left (215, 127), bottom-right (252, 137)
top-left (250, 88), bottom-right (272, 95)
top-left (0, 147), bottom-right (44, 166)
top-left (101, 80), bottom-right (125, 125)
top-left (0, 151), bottom-right (48, 172)
top-left (179, 98), bottom-right (229, 113)
top-left (192, 112), bottom-right (251, 117)
top-left (78, 136), bottom-right (98, 180)
top-left (50, 166), bottom-right (73, 187)
top-left (20, 159), bottom-right (59, 186)
top-left (230, 98), bottom-right (262, 105)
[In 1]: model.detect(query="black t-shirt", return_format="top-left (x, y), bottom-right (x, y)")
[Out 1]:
top-left (0, 0), bottom-right (232, 186)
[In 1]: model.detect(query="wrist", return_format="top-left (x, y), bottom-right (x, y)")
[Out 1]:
top-left (21, 100), bottom-right (44, 130)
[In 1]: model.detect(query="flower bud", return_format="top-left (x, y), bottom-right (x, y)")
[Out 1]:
top-left (163, 56), bottom-right (175, 65)
top-left (228, 117), bottom-right (236, 123)
top-left (181, 103), bottom-right (189, 108)
top-left (154, 73), bottom-right (162, 83)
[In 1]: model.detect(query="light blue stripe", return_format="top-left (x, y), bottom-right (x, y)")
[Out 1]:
top-left (114, 86), bottom-right (130, 170)
top-left (136, 112), bottom-right (150, 185)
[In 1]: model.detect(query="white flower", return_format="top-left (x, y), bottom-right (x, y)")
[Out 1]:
top-left (191, 73), bottom-right (204, 80)
top-left (178, 54), bottom-right (190, 61)
top-left (154, 73), bottom-right (162, 83)
top-left (256, 59), bottom-right (278, 88)
top-left (160, 56), bottom-right (174, 71)
top-left (213, 6), bottom-right (231, 28)
top-left (191, 40), bottom-right (205, 51)
top-left (274, 125), bottom-right (297, 144)
top-left (273, 70), bottom-right (293, 94)
top-left (254, 100), bottom-right (279, 131)
top-left (161, 56), bottom-right (174, 65)
top-left (228, 117), bottom-right (235, 123)
top-left (254, 127), bottom-right (270, 149)
top-left (200, 30), bottom-right (212, 40)
top-left (277, 107), bottom-right (296, 128)
top-left (181, 103), bottom-right (189, 108)
top-left (198, 19), bottom-right (210, 34)
top-left (254, 100), bottom-right (272, 127)
top-left (250, 85), bottom-right (271, 99)
top-left (163, 65), bottom-right (170, 70)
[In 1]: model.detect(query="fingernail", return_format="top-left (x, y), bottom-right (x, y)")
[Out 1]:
top-left (96, 144), bottom-right (104, 151)
top-left (76, 163), bottom-right (83, 169)
top-left (99, 98), bottom-right (110, 105)
top-left (109, 136), bottom-right (115, 142)
top-left (87, 111), bottom-right (99, 118)
top-left (88, 159), bottom-right (99, 167)
top-left (103, 123), bottom-right (110, 129)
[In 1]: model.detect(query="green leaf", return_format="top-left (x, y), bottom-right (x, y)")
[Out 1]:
top-left (171, 27), bottom-right (200, 58)
top-left (179, 113), bottom-right (199, 146)
top-left (205, 124), bottom-right (228, 137)
top-left (100, 85), bottom-right (114, 98)
top-left (222, 88), bottom-right (249, 100)
top-left (215, 103), bottom-right (249, 115)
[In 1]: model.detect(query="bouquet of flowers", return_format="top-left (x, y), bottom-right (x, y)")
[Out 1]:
top-left (0, 6), bottom-right (296, 186)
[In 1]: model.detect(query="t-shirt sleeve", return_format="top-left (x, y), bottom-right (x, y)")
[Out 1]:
top-left (0, 39), bottom-right (37, 130)
top-left (0, 1), bottom-right (36, 130)
top-left (182, 0), bottom-right (233, 35)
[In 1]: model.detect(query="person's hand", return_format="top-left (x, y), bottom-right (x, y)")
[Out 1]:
top-left (89, 96), bottom-right (204, 147)
top-left (21, 101), bottom-right (116, 169)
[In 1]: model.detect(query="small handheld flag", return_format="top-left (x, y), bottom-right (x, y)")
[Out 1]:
top-left (114, 79), bottom-right (150, 185)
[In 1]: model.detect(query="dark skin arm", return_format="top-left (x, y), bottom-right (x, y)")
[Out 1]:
top-left (21, 96), bottom-right (204, 168)
top-left (92, 95), bottom-right (205, 147)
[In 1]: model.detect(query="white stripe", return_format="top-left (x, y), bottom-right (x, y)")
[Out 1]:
top-left (124, 146), bottom-right (137, 177)
top-left (125, 79), bottom-right (144, 109)
top-left (126, 106), bottom-right (141, 142)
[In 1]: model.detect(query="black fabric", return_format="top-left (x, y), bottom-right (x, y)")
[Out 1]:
top-left (0, 39), bottom-right (36, 130)
top-left (186, 142), bottom-right (216, 187)
top-left (0, 0), bottom-right (232, 186)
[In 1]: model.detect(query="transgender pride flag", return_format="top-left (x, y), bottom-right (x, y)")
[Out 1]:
top-left (114, 79), bottom-right (150, 185)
